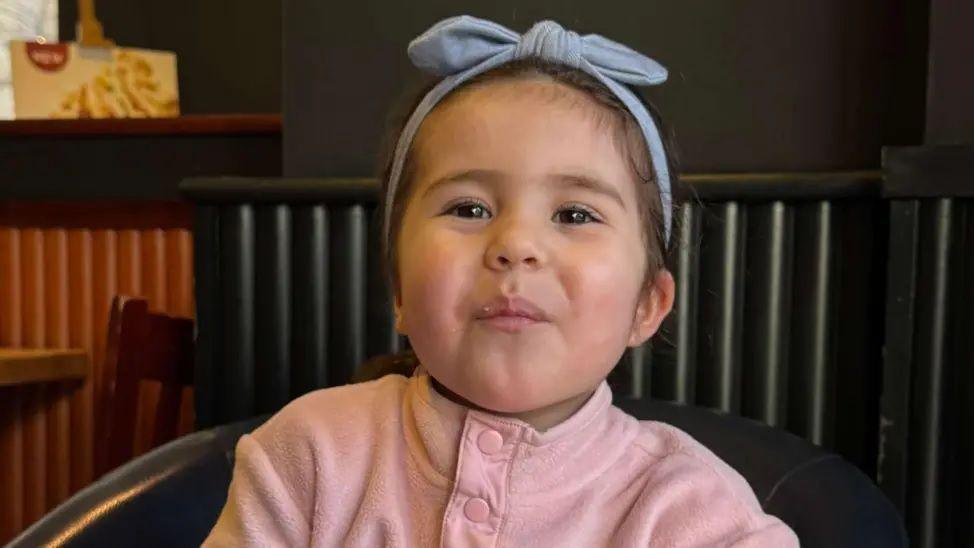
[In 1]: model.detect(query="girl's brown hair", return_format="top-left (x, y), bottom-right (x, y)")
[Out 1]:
top-left (377, 57), bottom-right (680, 299)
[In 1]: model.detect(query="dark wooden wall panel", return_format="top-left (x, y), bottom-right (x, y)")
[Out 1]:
top-left (879, 146), bottom-right (974, 548)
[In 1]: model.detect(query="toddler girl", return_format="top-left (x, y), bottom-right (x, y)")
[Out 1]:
top-left (205, 15), bottom-right (799, 547)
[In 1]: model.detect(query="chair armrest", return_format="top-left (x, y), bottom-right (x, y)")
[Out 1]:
top-left (10, 416), bottom-right (266, 547)
top-left (765, 454), bottom-right (909, 548)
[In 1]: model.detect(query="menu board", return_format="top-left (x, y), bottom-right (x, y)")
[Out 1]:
top-left (9, 40), bottom-right (179, 119)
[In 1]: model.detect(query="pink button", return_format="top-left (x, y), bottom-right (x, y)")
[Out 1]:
top-left (464, 497), bottom-right (491, 522)
top-left (477, 430), bottom-right (504, 454)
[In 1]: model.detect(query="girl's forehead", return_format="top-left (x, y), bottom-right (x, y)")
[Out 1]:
top-left (433, 78), bottom-right (614, 130)
top-left (412, 79), bottom-right (633, 180)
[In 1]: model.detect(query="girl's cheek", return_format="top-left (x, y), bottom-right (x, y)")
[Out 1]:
top-left (561, 244), bottom-right (642, 345)
top-left (564, 242), bottom-right (639, 304)
top-left (401, 227), bottom-right (471, 314)
top-left (408, 225), bottom-right (463, 277)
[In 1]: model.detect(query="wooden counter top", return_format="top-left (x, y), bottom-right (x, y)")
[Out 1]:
top-left (0, 348), bottom-right (89, 386)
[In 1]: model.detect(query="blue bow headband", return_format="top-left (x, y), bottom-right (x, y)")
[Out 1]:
top-left (384, 15), bottom-right (673, 246)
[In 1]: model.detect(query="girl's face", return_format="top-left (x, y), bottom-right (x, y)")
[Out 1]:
top-left (394, 79), bottom-right (673, 423)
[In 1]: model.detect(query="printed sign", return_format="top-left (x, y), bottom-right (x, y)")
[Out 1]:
top-left (9, 41), bottom-right (179, 119)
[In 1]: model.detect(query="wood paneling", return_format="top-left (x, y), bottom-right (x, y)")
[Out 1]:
top-left (0, 202), bottom-right (194, 544)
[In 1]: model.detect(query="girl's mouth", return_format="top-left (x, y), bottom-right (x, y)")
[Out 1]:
top-left (478, 314), bottom-right (545, 333)
top-left (474, 295), bottom-right (550, 332)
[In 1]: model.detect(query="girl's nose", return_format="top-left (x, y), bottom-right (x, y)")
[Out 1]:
top-left (483, 216), bottom-right (546, 271)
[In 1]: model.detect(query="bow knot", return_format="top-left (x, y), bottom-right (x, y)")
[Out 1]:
top-left (513, 20), bottom-right (583, 68)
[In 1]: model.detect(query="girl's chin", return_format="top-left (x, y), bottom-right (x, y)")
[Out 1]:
top-left (458, 381), bottom-right (562, 415)
top-left (430, 372), bottom-right (544, 413)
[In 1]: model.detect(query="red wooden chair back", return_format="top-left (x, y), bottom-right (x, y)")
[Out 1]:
top-left (98, 296), bottom-right (194, 475)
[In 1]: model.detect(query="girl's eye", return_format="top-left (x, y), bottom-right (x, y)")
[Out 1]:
top-left (443, 201), bottom-right (599, 224)
top-left (554, 206), bottom-right (599, 225)
top-left (446, 201), bottom-right (491, 219)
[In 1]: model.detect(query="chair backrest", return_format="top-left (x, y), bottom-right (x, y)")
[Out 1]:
top-left (10, 416), bottom-right (266, 548)
top-left (99, 296), bottom-right (195, 475)
top-left (10, 367), bottom-right (907, 547)
top-left (615, 397), bottom-right (908, 547)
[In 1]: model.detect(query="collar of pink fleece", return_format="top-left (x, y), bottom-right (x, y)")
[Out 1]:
top-left (402, 367), bottom-right (621, 488)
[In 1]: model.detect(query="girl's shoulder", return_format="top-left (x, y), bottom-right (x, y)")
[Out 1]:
top-left (247, 374), bottom-right (412, 452)
top-left (282, 373), bottom-right (410, 416)
top-left (619, 412), bottom-right (763, 507)
top-left (628, 416), bottom-right (716, 461)
top-left (619, 416), bottom-right (799, 546)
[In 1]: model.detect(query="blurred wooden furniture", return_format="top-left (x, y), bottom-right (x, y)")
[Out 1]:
top-left (0, 349), bottom-right (88, 386)
top-left (0, 114), bottom-right (277, 544)
top-left (99, 297), bottom-right (194, 475)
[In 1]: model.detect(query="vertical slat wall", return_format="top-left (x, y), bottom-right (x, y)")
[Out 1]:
top-left (880, 197), bottom-right (973, 548)
top-left (184, 174), bottom-right (887, 481)
top-left (190, 179), bottom-right (388, 427)
top-left (0, 203), bottom-right (196, 545)
top-left (878, 146), bottom-right (974, 548)
top-left (621, 174), bottom-right (886, 477)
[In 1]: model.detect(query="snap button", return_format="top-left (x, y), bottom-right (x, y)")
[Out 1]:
top-left (464, 497), bottom-right (490, 522)
top-left (477, 429), bottom-right (504, 454)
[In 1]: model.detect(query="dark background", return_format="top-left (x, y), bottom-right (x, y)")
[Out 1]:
top-left (924, 0), bottom-right (974, 144)
top-left (281, 0), bottom-right (930, 175)
top-left (60, 0), bottom-right (931, 176)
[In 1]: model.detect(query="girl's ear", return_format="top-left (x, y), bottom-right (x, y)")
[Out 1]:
top-left (627, 269), bottom-right (675, 347)
top-left (394, 290), bottom-right (407, 335)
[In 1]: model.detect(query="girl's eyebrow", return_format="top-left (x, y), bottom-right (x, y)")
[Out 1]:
top-left (421, 169), bottom-right (503, 199)
top-left (549, 174), bottom-right (626, 211)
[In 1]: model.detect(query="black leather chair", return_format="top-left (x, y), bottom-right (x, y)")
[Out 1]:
top-left (11, 390), bottom-right (907, 547)
top-left (9, 415), bottom-right (267, 548)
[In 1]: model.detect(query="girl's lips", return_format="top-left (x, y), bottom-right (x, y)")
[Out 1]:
top-left (475, 295), bottom-right (550, 322)
top-left (474, 295), bottom-right (551, 333)
top-left (478, 314), bottom-right (545, 333)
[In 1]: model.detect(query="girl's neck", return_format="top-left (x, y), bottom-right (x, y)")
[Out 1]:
top-left (429, 377), bottom-right (595, 432)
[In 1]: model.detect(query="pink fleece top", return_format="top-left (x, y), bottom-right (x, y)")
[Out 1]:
top-left (204, 370), bottom-right (799, 547)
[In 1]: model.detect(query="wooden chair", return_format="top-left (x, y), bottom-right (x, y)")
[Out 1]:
top-left (98, 296), bottom-right (194, 475)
